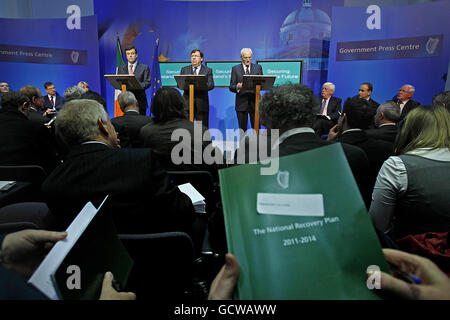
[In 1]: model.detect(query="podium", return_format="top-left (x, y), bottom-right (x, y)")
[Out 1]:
top-left (242, 75), bottom-right (276, 135)
top-left (105, 75), bottom-right (143, 117)
top-left (174, 75), bottom-right (207, 122)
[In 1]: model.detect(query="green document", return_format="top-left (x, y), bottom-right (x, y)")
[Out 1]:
top-left (219, 143), bottom-right (389, 299)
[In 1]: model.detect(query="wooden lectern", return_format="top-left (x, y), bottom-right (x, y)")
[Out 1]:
top-left (104, 74), bottom-right (143, 117)
top-left (174, 75), bottom-right (207, 122)
top-left (242, 75), bottom-right (276, 135)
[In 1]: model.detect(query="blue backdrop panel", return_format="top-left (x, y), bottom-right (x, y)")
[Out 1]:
top-left (327, 1), bottom-right (450, 105)
top-left (0, 15), bottom-right (101, 96)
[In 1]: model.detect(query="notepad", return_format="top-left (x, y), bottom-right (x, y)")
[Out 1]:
top-left (178, 183), bottom-right (206, 213)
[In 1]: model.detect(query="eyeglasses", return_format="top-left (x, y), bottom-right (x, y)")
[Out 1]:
top-left (242, 57), bottom-right (252, 60)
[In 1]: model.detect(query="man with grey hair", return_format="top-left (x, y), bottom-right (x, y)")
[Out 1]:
top-left (64, 85), bottom-right (85, 103)
top-left (42, 99), bottom-right (195, 235)
top-left (432, 90), bottom-right (450, 112)
top-left (365, 101), bottom-right (400, 144)
top-left (230, 48), bottom-right (263, 134)
top-left (312, 82), bottom-right (342, 137)
top-left (77, 81), bottom-right (89, 92)
top-left (394, 84), bottom-right (420, 121)
top-left (259, 84), bottom-right (372, 207)
top-left (111, 91), bottom-right (151, 148)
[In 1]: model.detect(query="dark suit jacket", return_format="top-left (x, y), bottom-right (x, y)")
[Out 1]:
top-left (28, 108), bottom-right (49, 125)
top-left (365, 124), bottom-right (398, 144)
top-left (43, 94), bottom-right (65, 111)
top-left (111, 111), bottom-right (152, 148)
top-left (0, 109), bottom-right (57, 175)
top-left (393, 98), bottom-right (421, 121)
top-left (118, 62), bottom-right (151, 110)
top-left (319, 96), bottom-right (342, 123)
top-left (180, 64), bottom-right (214, 113)
top-left (229, 63), bottom-right (263, 112)
top-left (42, 143), bottom-right (195, 234)
top-left (140, 118), bottom-right (224, 177)
top-left (338, 130), bottom-right (393, 198)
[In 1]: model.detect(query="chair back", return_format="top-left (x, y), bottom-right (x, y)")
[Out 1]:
top-left (0, 165), bottom-right (47, 184)
top-left (118, 232), bottom-right (195, 300)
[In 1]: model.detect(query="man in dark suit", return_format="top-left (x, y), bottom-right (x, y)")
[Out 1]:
top-left (328, 97), bottom-right (394, 205)
top-left (365, 101), bottom-right (400, 144)
top-left (393, 84), bottom-right (421, 121)
top-left (111, 91), bottom-right (151, 148)
top-left (42, 82), bottom-right (65, 117)
top-left (312, 82), bottom-right (342, 137)
top-left (42, 99), bottom-right (195, 236)
top-left (256, 84), bottom-right (371, 208)
top-left (179, 49), bottom-right (214, 128)
top-left (19, 85), bottom-right (50, 125)
top-left (117, 46), bottom-right (151, 115)
top-left (0, 91), bottom-right (57, 175)
top-left (357, 82), bottom-right (379, 128)
top-left (229, 48), bottom-right (263, 134)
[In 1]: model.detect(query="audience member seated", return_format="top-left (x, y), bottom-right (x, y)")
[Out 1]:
top-left (111, 91), bottom-right (151, 148)
top-left (354, 82), bottom-right (379, 129)
top-left (258, 84), bottom-right (371, 206)
top-left (328, 97), bottom-right (394, 203)
top-left (140, 87), bottom-right (224, 175)
top-left (432, 90), bottom-right (450, 112)
top-left (393, 84), bottom-right (421, 121)
top-left (64, 85), bottom-right (85, 103)
top-left (80, 90), bottom-right (107, 111)
top-left (208, 250), bottom-right (450, 300)
top-left (365, 101), bottom-right (401, 144)
top-left (0, 82), bottom-right (10, 95)
top-left (42, 99), bottom-right (196, 235)
top-left (77, 81), bottom-right (89, 92)
top-left (0, 229), bottom-right (135, 300)
top-left (0, 91), bottom-right (57, 175)
top-left (42, 82), bottom-right (64, 116)
top-left (312, 82), bottom-right (342, 137)
top-left (369, 105), bottom-right (450, 240)
top-left (19, 85), bottom-right (52, 125)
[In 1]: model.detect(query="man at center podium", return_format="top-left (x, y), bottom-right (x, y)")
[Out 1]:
top-left (179, 49), bottom-right (214, 128)
top-left (118, 45), bottom-right (151, 115)
top-left (229, 48), bottom-right (263, 134)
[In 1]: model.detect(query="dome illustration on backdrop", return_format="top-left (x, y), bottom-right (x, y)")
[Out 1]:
top-left (280, 0), bottom-right (331, 57)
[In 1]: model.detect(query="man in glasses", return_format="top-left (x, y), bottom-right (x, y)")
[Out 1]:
top-left (229, 48), bottom-right (263, 134)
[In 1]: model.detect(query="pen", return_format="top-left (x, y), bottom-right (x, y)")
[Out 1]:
top-left (389, 262), bottom-right (422, 284)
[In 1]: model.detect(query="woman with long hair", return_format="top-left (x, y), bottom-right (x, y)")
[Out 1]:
top-left (369, 105), bottom-right (450, 239)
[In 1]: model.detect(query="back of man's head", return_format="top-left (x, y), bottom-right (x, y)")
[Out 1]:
top-left (259, 84), bottom-right (319, 131)
top-left (19, 85), bottom-right (40, 102)
top-left (64, 86), bottom-right (85, 102)
top-left (377, 101), bottom-right (401, 124)
top-left (432, 91), bottom-right (450, 111)
top-left (342, 97), bottom-right (373, 130)
top-left (56, 99), bottom-right (108, 147)
top-left (1, 91), bottom-right (30, 112)
top-left (80, 90), bottom-right (107, 111)
top-left (117, 91), bottom-right (138, 113)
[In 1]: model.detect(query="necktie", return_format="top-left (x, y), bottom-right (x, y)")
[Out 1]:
top-left (129, 65), bottom-right (133, 75)
top-left (320, 99), bottom-right (326, 114)
top-left (51, 96), bottom-right (54, 107)
top-left (245, 66), bottom-right (250, 75)
top-left (194, 67), bottom-right (198, 75)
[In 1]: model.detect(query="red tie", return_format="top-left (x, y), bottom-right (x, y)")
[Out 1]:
top-left (51, 96), bottom-right (55, 107)
top-left (129, 65), bottom-right (133, 75)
